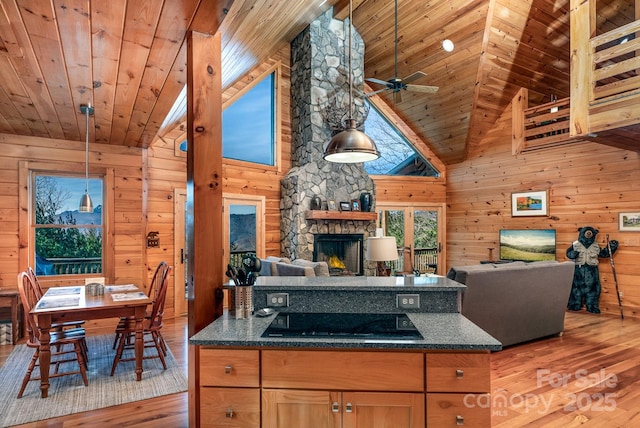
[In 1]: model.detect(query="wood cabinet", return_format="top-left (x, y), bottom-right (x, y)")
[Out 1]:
top-left (198, 348), bottom-right (491, 427)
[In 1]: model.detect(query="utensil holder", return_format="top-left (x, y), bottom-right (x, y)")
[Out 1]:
top-left (234, 286), bottom-right (253, 319)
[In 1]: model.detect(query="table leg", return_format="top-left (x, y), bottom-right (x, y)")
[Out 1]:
top-left (38, 315), bottom-right (52, 398)
top-left (134, 306), bottom-right (145, 381)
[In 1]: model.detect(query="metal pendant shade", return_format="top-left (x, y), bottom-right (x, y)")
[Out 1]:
top-left (79, 103), bottom-right (94, 213)
top-left (323, 0), bottom-right (379, 163)
top-left (324, 119), bottom-right (380, 163)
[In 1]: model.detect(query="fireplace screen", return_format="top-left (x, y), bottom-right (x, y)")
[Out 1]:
top-left (313, 234), bottom-right (363, 276)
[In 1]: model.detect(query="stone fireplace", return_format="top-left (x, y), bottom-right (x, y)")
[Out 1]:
top-left (313, 233), bottom-right (364, 276)
top-left (280, 9), bottom-right (377, 274)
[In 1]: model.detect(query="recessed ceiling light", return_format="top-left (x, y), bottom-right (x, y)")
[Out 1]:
top-left (442, 39), bottom-right (454, 52)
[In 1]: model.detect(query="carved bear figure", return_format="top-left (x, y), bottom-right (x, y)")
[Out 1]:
top-left (566, 226), bottom-right (618, 314)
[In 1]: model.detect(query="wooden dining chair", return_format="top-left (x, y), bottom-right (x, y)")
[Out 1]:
top-left (16, 271), bottom-right (89, 398)
top-left (112, 261), bottom-right (169, 350)
top-left (110, 265), bottom-right (172, 375)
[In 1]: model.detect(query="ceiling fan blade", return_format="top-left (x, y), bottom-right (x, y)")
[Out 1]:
top-left (402, 71), bottom-right (427, 84)
top-left (365, 77), bottom-right (392, 86)
top-left (406, 84), bottom-right (439, 94)
top-left (364, 88), bottom-right (389, 97)
top-left (394, 90), bottom-right (402, 104)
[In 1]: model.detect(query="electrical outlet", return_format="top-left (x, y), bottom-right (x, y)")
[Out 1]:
top-left (396, 294), bottom-right (420, 309)
top-left (267, 293), bottom-right (289, 307)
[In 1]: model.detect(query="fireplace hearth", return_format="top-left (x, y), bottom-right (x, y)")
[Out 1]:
top-left (313, 234), bottom-right (363, 276)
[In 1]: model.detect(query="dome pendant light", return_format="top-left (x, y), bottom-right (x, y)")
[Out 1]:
top-left (79, 103), bottom-right (94, 213)
top-left (323, 0), bottom-right (379, 163)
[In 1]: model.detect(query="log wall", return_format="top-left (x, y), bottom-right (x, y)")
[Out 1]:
top-left (448, 104), bottom-right (640, 319)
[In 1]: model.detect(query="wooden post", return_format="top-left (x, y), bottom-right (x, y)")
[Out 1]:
top-left (186, 30), bottom-right (223, 427)
top-left (511, 88), bottom-right (527, 155)
top-left (569, 0), bottom-right (594, 137)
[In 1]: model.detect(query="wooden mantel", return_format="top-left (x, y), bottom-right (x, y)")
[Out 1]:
top-left (305, 210), bottom-right (378, 221)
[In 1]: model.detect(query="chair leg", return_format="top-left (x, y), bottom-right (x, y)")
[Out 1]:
top-left (110, 334), bottom-right (126, 376)
top-left (151, 332), bottom-right (167, 370)
top-left (74, 342), bottom-right (89, 386)
top-left (17, 349), bottom-right (39, 399)
top-left (112, 331), bottom-right (121, 350)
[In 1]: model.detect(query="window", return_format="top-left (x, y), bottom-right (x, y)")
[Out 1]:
top-left (223, 72), bottom-right (276, 165)
top-left (32, 174), bottom-right (104, 276)
top-left (223, 194), bottom-right (265, 272)
top-left (363, 101), bottom-right (439, 177)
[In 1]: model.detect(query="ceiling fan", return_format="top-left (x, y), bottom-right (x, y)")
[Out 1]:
top-left (365, 0), bottom-right (439, 103)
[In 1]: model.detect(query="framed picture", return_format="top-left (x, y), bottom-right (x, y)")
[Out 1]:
top-left (619, 212), bottom-right (640, 231)
top-left (339, 201), bottom-right (351, 211)
top-left (511, 190), bottom-right (549, 217)
top-left (327, 200), bottom-right (337, 211)
top-left (351, 199), bottom-right (361, 211)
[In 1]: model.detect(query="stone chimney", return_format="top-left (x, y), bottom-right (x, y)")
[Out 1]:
top-left (281, 9), bottom-right (376, 267)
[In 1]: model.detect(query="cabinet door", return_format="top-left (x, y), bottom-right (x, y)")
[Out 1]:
top-left (262, 389), bottom-right (341, 428)
top-left (342, 392), bottom-right (425, 428)
top-left (200, 387), bottom-right (260, 427)
top-left (427, 393), bottom-right (490, 427)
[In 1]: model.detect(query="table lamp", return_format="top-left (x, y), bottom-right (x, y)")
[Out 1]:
top-left (366, 236), bottom-right (398, 276)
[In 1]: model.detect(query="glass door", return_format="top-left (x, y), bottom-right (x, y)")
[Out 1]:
top-left (378, 203), bottom-right (444, 275)
top-left (223, 194), bottom-right (265, 273)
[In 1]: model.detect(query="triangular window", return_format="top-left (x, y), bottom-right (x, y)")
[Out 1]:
top-left (363, 101), bottom-right (439, 177)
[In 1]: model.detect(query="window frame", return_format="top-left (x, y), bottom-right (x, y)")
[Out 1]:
top-left (222, 63), bottom-right (282, 172)
top-left (19, 160), bottom-right (115, 282)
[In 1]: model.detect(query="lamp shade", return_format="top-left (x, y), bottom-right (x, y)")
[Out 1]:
top-left (324, 119), bottom-right (380, 163)
top-left (366, 236), bottom-right (398, 261)
top-left (79, 191), bottom-right (93, 213)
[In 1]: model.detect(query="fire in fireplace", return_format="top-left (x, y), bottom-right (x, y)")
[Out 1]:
top-left (313, 234), bottom-right (364, 276)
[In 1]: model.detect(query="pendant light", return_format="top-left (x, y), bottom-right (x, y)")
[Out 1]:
top-left (79, 103), bottom-right (94, 213)
top-left (323, 0), bottom-right (379, 163)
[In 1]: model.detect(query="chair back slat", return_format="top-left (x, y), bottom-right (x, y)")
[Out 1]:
top-left (148, 266), bottom-right (171, 330)
top-left (149, 261), bottom-right (168, 302)
top-left (17, 272), bottom-right (42, 346)
top-left (26, 266), bottom-right (44, 299)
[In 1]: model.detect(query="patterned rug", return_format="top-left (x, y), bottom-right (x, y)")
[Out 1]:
top-left (0, 333), bottom-right (187, 427)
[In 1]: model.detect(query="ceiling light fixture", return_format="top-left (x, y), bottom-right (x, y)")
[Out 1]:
top-left (442, 39), bottom-right (454, 52)
top-left (323, 0), bottom-right (379, 163)
top-left (79, 103), bottom-right (94, 213)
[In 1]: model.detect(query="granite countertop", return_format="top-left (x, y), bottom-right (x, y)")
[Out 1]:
top-left (251, 274), bottom-right (466, 291)
top-left (189, 311), bottom-right (502, 351)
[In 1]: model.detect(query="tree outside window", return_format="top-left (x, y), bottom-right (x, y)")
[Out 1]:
top-left (33, 175), bottom-right (103, 276)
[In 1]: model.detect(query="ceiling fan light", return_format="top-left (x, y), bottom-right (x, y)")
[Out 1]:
top-left (324, 119), bottom-right (380, 163)
top-left (442, 39), bottom-right (454, 52)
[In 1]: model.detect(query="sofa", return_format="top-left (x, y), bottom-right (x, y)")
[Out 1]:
top-left (258, 256), bottom-right (330, 277)
top-left (447, 260), bottom-right (575, 347)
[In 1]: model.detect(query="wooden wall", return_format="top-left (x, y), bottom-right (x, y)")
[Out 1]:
top-left (447, 104), bottom-right (640, 319)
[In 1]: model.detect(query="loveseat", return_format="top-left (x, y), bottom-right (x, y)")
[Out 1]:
top-left (447, 260), bottom-right (575, 347)
top-left (258, 256), bottom-right (330, 277)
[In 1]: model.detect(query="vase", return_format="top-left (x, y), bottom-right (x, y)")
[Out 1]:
top-left (360, 192), bottom-right (372, 212)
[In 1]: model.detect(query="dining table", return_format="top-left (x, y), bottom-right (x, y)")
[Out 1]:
top-left (31, 284), bottom-right (152, 398)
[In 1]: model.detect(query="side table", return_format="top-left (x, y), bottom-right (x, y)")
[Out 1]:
top-left (0, 290), bottom-right (22, 345)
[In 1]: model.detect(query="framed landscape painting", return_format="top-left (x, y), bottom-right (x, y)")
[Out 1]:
top-left (511, 190), bottom-right (549, 217)
top-left (619, 212), bottom-right (640, 231)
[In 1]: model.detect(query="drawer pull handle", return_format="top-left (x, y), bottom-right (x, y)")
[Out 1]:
top-left (331, 402), bottom-right (340, 413)
top-left (345, 403), bottom-right (353, 413)
top-left (456, 415), bottom-right (464, 425)
top-left (226, 408), bottom-right (234, 418)
top-left (456, 369), bottom-right (464, 379)
top-left (224, 365), bottom-right (232, 374)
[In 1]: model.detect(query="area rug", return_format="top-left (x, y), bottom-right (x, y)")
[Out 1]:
top-left (0, 334), bottom-right (188, 427)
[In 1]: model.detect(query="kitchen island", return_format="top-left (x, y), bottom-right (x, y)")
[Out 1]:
top-left (190, 275), bottom-right (501, 427)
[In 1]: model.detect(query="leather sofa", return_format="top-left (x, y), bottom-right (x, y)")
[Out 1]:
top-left (447, 260), bottom-right (575, 347)
top-left (258, 256), bottom-right (330, 277)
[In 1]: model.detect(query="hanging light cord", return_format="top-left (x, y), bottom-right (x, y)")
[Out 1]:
top-left (84, 103), bottom-right (90, 194)
top-left (348, 0), bottom-right (354, 121)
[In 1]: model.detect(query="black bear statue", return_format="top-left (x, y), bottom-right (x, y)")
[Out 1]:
top-left (566, 226), bottom-right (618, 314)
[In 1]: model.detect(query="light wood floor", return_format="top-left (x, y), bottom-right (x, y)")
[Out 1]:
top-left (2, 312), bottom-right (639, 427)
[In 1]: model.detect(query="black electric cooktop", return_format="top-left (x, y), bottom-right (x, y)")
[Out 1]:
top-left (261, 312), bottom-right (424, 340)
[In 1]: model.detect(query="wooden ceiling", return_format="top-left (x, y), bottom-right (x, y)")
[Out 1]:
top-left (0, 0), bottom-right (634, 164)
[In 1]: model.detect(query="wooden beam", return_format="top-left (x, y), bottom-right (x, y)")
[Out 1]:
top-left (569, 0), bottom-right (593, 137)
top-left (512, 88), bottom-right (527, 155)
top-left (186, 29), bottom-right (223, 428)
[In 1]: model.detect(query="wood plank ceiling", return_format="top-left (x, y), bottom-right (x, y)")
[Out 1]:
top-left (0, 0), bottom-right (634, 164)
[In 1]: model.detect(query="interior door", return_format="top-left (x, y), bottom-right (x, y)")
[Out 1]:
top-left (377, 203), bottom-right (445, 275)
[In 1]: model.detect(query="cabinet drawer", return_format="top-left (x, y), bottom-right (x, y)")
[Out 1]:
top-left (427, 393), bottom-right (490, 427)
top-left (262, 350), bottom-right (424, 391)
top-left (426, 353), bottom-right (490, 393)
top-left (200, 349), bottom-right (260, 387)
top-left (200, 387), bottom-right (260, 428)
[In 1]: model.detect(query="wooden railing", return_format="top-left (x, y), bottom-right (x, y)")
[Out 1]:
top-left (388, 247), bottom-right (438, 275)
top-left (47, 257), bottom-right (102, 275)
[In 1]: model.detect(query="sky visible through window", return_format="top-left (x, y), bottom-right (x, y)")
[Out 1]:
top-left (223, 73), bottom-right (275, 165)
top-left (40, 176), bottom-right (103, 213)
